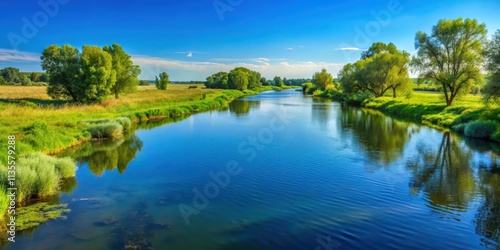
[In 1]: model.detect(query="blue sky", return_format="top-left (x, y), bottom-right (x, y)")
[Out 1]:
top-left (0, 0), bottom-right (499, 81)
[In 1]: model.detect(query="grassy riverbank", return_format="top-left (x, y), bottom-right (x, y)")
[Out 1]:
top-left (361, 92), bottom-right (500, 142)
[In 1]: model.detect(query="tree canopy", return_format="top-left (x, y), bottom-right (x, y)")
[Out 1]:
top-left (41, 44), bottom-right (139, 103)
top-left (205, 71), bottom-right (229, 89)
top-left (0, 67), bottom-right (31, 85)
top-left (41, 44), bottom-right (81, 101)
top-left (77, 46), bottom-right (116, 103)
top-left (483, 29), bottom-right (500, 103)
top-left (411, 18), bottom-right (486, 105)
top-left (312, 68), bottom-right (334, 90)
top-left (273, 76), bottom-right (284, 87)
top-left (155, 72), bottom-right (169, 90)
top-left (338, 42), bottom-right (412, 98)
top-left (103, 43), bottom-right (141, 98)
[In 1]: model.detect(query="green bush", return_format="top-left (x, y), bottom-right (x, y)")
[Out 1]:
top-left (464, 121), bottom-right (497, 139)
top-left (87, 121), bottom-right (123, 139)
top-left (7, 153), bottom-right (77, 202)
top-left (312, 89), bottom-right (323, 96)
top-left (114, 117), bottom-right (132, 130)
top-left (491, 130), bottom-right (500, 142)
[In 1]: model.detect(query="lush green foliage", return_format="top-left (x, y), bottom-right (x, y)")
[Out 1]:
top-left (104, 44), bottom-right (141, 98)
top-left (155, 72), bottom-right (169, 90)
top-left (41, 44), bottom-right (81, 101)
top-left (78, 46), bottom-right (117, 103)
top-left (338, 42), bottom-right (412, 98)
top-left (464, 121), bottom-right (498, 139)
top-left (227, 67), bottom-right (261, 90)
top-left (312, 68), bottom-right (334, 90)
top-left (0, 67), bottom-right (31, 85)
top-left (0, 153), bottom-right (76, 202)
top-left (205, 71), bottom-right (229, 89)
top-left (412, 18), bottom-right (486, 106)
top-left (483, 29), bottom-right (500, 103)
top-left (273, 76), bottom-right (284, 87)
top-left (85, 117), bottom-right (131, 139)
top-left (41, 44), bottom-right (139, 103)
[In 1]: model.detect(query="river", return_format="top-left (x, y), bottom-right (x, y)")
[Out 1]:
top-left (7, 90), bottom-right (500, 249)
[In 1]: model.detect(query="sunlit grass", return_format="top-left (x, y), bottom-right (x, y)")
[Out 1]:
top-left (363, 91), bottom-right (500, 141)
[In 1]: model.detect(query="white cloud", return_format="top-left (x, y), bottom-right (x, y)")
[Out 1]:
top-left (132, 54), bottom-right (344, 80)
top-left (0, 48), bottom-right (40, 62)
top-left (286, 48), bottom-right (294, 50)
top-left (334, 47), bottom-right (364, 51)
top-left (187, 52), bottom-right (193, 57)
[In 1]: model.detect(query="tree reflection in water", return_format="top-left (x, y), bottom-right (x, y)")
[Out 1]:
top-left (340, 105), bottom-right (413, 166)
top-left (60, 133), bottom-right (143, 176)
top-left (406, 132), bottom-right (500, 247)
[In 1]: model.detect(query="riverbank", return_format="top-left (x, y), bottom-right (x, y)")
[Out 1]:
top-left (360, 92), bottom-right (500, 142)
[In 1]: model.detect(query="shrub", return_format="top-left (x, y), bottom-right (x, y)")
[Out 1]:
top-left (464, 121), bottom-right (497, 139)
top-left (114, 117), bottom-right (132, 131)
top-left (87, 122), bottom-right (123, 139)
top-left (312, 89), bottom-right (323, 96)
top-left (188, 85), bottom-right (198, 89)
top-left (452, 123), bottom-right (467, 133)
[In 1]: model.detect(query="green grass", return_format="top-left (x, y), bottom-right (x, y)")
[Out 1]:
top-left (362, 92), bottom-right (500, 142)
top-left (1, 153), bottom-right (76, 202)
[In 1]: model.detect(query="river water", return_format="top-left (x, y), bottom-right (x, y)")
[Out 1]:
top-left (7, 90), bottom-right (500, 249)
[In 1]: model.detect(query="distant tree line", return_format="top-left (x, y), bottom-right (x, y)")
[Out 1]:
top-left (0, 67), bottom-right (49, 86)
top-left (205, 67), bottom-right (263, 90)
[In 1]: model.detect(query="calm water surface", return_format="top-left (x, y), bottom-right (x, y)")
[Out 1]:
top-left (8, 90), bottom-right (500, 249)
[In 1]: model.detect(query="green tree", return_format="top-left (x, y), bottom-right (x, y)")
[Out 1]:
top-left (483, 29), bottom-right (500, 103)
top-left (139, 80), bottom-right (150, 86)
top-left (338, 62), bottom-right (361, 96)
top-left (76, 46), bottom-right (116, 103)
top-left (228, 67), bottom-right (250, 90)
top-left (41, 44), bottom-right (81, 101)
top-left (260, 77), bottom-right (270, 86)
top-left (312, 68), bottom-right (334, 90)
top-left (0, 76), bottom-right (6, 85)
top-left (412, 18), bottom-right (486, 106)
top-left (248, 70), bottom-right (262, 89)
top-left (38, 73), bottom-right (49, 82)
top-left (155, 72), bottom-right (169, 90)
top-left (361, 42), bottom-right (398, 59)
top-left (205, 71), bottom-right (229, 89)
top-left (273, 76), bottom-right (284, 87)
top-left (103, 44), bottom-right (141, 98)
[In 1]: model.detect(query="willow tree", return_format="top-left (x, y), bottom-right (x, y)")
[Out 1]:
top-left (103, 44), bottom-right (141, 99)
top-left (412, 18), bottom-right (486, 106)
top-left (338, 42), bottom-right (412, 98)
top-left (77, 46), bottom-right (116, 104)
top-left (41, 44), bottom-right (80, 101)
top-left (312, 68), bottom-right (334, 90)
